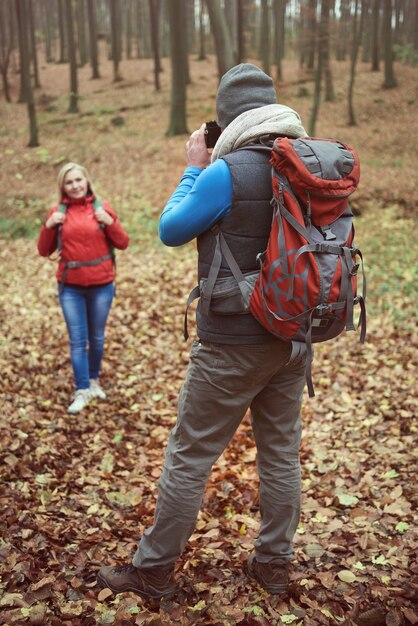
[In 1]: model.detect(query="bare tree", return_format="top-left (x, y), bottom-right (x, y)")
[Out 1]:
top-left (65, 0), bottom-right (79, 112)
top-left (336, 0), bottom-right (351, 61)
top-left (198, 0), bottom-right (207, 60)
top-left (307, 0), bottom-right (317, 70)
top-left (180, 0), bottom-right (190, 84)
top-left (126, 0), bottom-right (132, 59)
top-left (0, 0), bottom-right (14, 102)
top-left (15, 0), bottom-right (39, 146)
top-left (58, 0), bottom-right (67, 63)
top-left (237, 0), bottom-right (244, 63)
top-left (308, 0), bottom-right (323, 135)
top-left (322, 0), bottom-right (334, 101)
top-left (260, 0), bottom-right (270, 75)
top-left (87, 0), bottom-right (100, 78)
top-left (371, 0), bottom-right (380, 71)
top-left (77, 0), bottom-right (88, 66)
top-left (28, 0), bottom-right (41, 88)
top-left (149, 0), bottom-right (161, 89)
top-left (382, 0), bottom-right (397, 87)
top-left (205, 0), bottom-right (235, 79)
top-left (348, 0), bottom-right (365, 125)
top-left (273, 0), bottom-right (286, 81)
top-left (110, 0), bottom-right (122, 81)
top-left (167, 0), bottom-right (188, 135)
top-left (361, 0), bottom-right (372, 62)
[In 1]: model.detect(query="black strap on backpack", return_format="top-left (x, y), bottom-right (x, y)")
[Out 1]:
top-left (184, 224), bottom-right (253, 340)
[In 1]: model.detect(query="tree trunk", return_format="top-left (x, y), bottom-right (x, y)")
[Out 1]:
top-left (180, 0), bottom-right (190, 84)
top-left (167, 0), bottom-right (188, 135)
top-left (148, 0), bottom-right (161, 89)
top-left (0, 0), bottom-right (13, 102)
top-left (371, 0), bottom-right (380, 71)
top-left (65, 0), bottom-right (79, 112)
top-left (410, 0), bottom-right (418, 53)
top-left (307, 0), bottom-right (317, 70)
top-left (273, 0), bottom-right (286, 81)
top-left (336, 0), bottom-right (351, 61)
top-left (16, 0), bottom-right (39, 145)
top-left (16, 0), bottom-right (28, 102)
top-left (43, 0), bottom-right (54, 62)
top-left (87, 0), bottom-right (100, 78)
top-left (321, 0), bottom-right (334, 101)
top-left (198, 0), bottom-right (206, 60)
top-left (382, 0), bottom-right (397, 87)
top-left (28, 0), bottom-right (41, 88)
top-left (205, 0), bottom-right (235, 79)
top-left (58, 0), bottom-right (67, 62)
top-left (308, 2), bottom-right (324, 136)
top-left (77, 0), bottom-right (87, 66)
top-left (237, 0), bottom-right (244, 63)
top-left (260, 0), bottom-right (270, 75)
top-left (348, 0), bottom-right (360, 125)
top-left (224, 0), bottom-right (236, 61)
top-left (110, 0), bottom-right (122, 81)
top-left (299, 0), bottom-right (307, 67)
top-left (126, 0), bottom-right (132, 59)
top-left (393, 0), bottom-right (403, 45)
top-left (361, 0), bottom-right (371, 62)
top-left (186, 0), bottom-right (196, 56)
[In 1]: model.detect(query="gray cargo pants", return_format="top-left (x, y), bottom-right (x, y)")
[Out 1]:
top-left (133, 339), bottom-right (305, 568)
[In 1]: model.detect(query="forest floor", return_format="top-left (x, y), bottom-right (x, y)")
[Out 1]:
top-left (0, 53), bottom-right (417, 626)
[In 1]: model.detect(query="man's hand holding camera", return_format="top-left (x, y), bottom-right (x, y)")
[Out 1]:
top-left (186, 123), bottom-right (211, 169)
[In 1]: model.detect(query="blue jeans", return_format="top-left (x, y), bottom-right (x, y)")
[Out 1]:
top-left (58, 282), bottom-right (115, 390)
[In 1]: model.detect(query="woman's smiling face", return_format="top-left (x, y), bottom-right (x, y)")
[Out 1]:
top-left (63, 168), bottom-right (88, 199)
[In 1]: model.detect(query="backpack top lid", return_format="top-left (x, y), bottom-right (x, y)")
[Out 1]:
top-left (271, 137), bottom-right (360, 199)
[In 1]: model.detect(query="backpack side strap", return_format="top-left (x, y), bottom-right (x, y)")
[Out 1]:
top-left (183, 224), bottom-right (254, 340)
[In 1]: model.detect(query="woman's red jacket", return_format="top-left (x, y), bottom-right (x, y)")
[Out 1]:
top-left (37, 196), bottom-right (129, 287)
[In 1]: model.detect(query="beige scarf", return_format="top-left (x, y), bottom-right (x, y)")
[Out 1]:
top-left (211, 103), bottom-right (308, 162)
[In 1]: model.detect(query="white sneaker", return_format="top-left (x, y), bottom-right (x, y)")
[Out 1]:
top-left (89, 379), bottom-right (106, 400)
top-left (68, 389), bottom-right (91, 414)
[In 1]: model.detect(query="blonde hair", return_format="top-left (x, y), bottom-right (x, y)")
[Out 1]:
top-left (57, 162), bottom-right (97, 202)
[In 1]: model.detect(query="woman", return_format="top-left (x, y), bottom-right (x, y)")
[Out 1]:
top-left (38, 162), bottom-right (129, 414)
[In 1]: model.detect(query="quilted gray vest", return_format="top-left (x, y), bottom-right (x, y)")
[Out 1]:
top-left (196, 148), bottom-right (278, 344)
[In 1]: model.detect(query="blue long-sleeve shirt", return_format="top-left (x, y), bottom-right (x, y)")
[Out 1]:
top-left (159, 159), bottom-right (233, 246)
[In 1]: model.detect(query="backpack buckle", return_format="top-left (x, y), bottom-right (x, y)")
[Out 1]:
top-left (320, 225), bottom-right (337, 241)
top-left (315, 304), bottom-right (331, 316)
top-left (350, 263), bottom-right (360, 276)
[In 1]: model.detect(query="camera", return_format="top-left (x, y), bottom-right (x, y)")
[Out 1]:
top-left (204, 121), bottom-right (222, 149)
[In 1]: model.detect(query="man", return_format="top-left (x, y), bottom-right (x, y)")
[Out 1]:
top-left (98, 64), bottom-right (308, 601)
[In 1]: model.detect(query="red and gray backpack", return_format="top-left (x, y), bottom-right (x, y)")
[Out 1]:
top-left (187, 137), bottom-right (366, 397)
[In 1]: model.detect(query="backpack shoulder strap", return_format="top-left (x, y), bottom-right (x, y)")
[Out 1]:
top-left (93, 197), bottom-right (104, 212)
top-left (56, 203), bottom-right (67, 253)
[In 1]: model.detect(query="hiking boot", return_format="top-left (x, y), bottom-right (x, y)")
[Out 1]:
top-left (68, 389), bottom-right (91, 414)
top-left (97, 563), bottom-right (178, 600)
top-left (245, 554), bottom-right (289, 594)
top-left (89, 378), bottom-right (106, 400)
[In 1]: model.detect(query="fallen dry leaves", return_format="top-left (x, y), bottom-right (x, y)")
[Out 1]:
top-left (0, 203), bottom-right (417, 625)
top-left (0, 50), bottom-right (417, 626)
